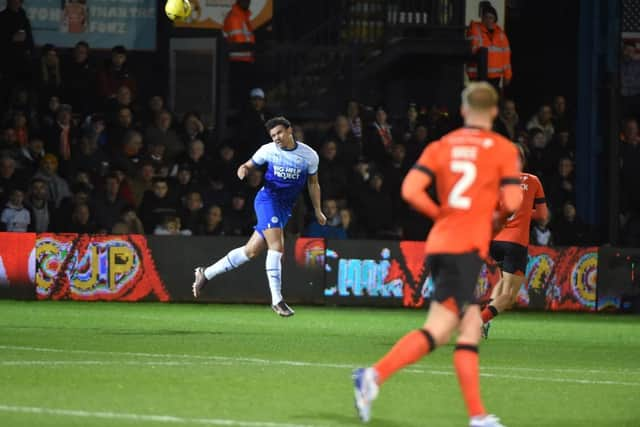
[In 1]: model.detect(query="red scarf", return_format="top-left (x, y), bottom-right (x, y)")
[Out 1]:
top-left (375, 122), bottom-right (393, 148)
top-left (15, 127), bottom-right (28, 147)
top-left (60, 126), bottom-right (70, 160)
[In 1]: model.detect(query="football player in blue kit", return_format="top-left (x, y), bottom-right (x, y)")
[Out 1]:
top-left (192, 116), bottom-right (326, 316)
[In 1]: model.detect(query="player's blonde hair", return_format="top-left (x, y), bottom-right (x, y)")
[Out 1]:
top-left (461, 82), bottom-right (499, 112)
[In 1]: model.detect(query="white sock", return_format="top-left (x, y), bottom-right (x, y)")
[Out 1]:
top-left (204, 246), bottom-right (250, 280)
top-left (266, 249), bottom-right (283, 305)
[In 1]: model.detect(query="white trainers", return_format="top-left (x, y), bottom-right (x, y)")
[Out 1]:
top-left (192, 267), bottom-right (206, 298)
top-left (352, 367), bottom-right (379, 422)
top-left (470, 414), bottom-right (506, 427)
top-left (272, 300), bottom-right (295, 317)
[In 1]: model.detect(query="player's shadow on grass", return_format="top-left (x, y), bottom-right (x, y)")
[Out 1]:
top-left (294, 412), bottom-right (412, 427)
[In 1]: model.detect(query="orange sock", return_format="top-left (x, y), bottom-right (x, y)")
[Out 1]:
top-left (373, 329), bottom-right (434, 385)
top-left (481, 305), bottom-right (498, 323)
top-left (454, 344), bottom-right (486, 417)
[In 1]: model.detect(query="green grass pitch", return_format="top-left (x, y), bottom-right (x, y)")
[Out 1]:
top-left (0, 300), bottom-right (639, 427)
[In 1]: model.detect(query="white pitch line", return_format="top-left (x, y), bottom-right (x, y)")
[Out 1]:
top-left (478, 372), bottom-right (640, 387)
top-left (480, 365), bottom-right (640, 375)
top-left (0, 344), bottom-right (638, 387)
top-left (4, 343), bottom-right (640, 375)
top-left (0, 404), bottom-right (317, 427)
top-left (405, 368), bottom-right (640, 387)
top-left (0, 345), bottom-right (353, 369)
top-left (0, 360), bottom-right (234, 367)
top-left (3, 344), bottom-right (637, 374)
top-left (3, 359), bottom-right (638, 387)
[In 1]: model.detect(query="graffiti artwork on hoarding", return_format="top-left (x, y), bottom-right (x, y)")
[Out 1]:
top-left (36, 234), bottom-right (169, 301)
top-left (534, 246), bottom-right (597, 311)
top-left (464, 247), bottom-right (597, 311)
top-left (294, 238), bottom-right (325, 270)
top-left (324, 240), bottom-right (597, 311)
top-left (519, 250), bottom-right (555, 308)
top-left (0, 232), bottom-right (36, 286)
top-left (479, 246), bottom-right (597, 311)
top-left (386, 241), bottom-right (429, 306)
top-left (475, 261), bottom-right (501, 302)
top-left (571, 250), bottom-right (598, 308)
top-left (325, 240), bottom-right (494, 306)
top-left (392, 242), bottom-right (500, 307)
top-left (325, 244), bottom-right (405, 299)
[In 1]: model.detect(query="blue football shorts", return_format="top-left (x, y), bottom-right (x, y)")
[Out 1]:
top-left (254, 196), bottom-right (292, 237)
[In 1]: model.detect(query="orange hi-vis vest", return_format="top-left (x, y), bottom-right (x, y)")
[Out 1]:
top-left (223, 3), bottom-right (255, 63)
top-left (466, 21), bottom-right (512, 81)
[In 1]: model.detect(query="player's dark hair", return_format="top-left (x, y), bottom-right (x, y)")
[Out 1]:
top-left (120, 204), bottom-right (136, 216)
top-left (265, 116), bottom-right (291, 132)
top-left (500, 98), bottom-right (515, 110)
top-left (112, 45), bottom-right (126, 55)
top-left (29, 177), bottom-right (47, 188)
top-left (528, 127), bottom-right (544, 139)
top-left (71, 182), bottom-right (92, 195)
top-left (152, 176), bottom-right (168, 185)
top-left (162, 215), bottom-right (179, 225)
top-left (105, 172), bottom-right (120, 182)
top-left (321, 139), bottom-right (337, 148)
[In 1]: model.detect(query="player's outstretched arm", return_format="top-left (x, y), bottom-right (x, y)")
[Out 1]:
top-left (499, 144), bottom-right (524, 214)
top-left (499, 182), bottom-right (523, 214)
top-left (531, 178), bottom-right (549, 225)
top-left (237, 160), bottom-right (256, 180)
top-left (401, 167), bottom-right (440, 220)
top-left (307, 174), bottom-right (326, 225)
top-left (532, 202), bottom-right (549, 225)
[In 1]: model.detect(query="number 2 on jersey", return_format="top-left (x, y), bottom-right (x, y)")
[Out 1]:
top-left (448, 160), bottom-right (477, 209)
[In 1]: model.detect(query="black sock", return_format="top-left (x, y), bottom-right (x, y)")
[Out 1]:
top-left (488, 305), bottom-right (499, 317)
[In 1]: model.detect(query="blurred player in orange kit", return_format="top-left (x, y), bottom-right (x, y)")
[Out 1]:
top-left (481, 144), bottom-right (548, 338)
top-left (352, 82), bottom-right (522, 427)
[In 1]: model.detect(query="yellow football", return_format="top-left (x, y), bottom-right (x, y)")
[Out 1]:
top-left (165, 0), bottom-right (192, 21)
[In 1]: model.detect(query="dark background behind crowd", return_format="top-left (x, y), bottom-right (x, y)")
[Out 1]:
top-left (0, 0), bottom-right (635, 247)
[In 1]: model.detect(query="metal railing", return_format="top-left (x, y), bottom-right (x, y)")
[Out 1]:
top-left (257, 0), bottom-right (467, 113)
top-left (258, 45), bottom-right (351, 112)
top-left (339, 0), bottom-right (466, 45)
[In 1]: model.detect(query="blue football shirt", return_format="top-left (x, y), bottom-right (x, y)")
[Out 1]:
top-left (251, 141), bottom-right (319, 206)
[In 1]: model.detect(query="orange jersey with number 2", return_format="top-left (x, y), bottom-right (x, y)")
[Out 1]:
top-left (415, 127), bottom-right (521, 258)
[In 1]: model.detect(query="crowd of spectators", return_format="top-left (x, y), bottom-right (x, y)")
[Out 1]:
top-left (619, 117), bottom-right (640, 247)
top-left (294, 96), bottom-right (592, 246)
top-left (0, 0), bottom-right (602, 246)
top-left (620, 42), bottom-right (640, 247)
top-left (0, 45), bottom-right (587, 246)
